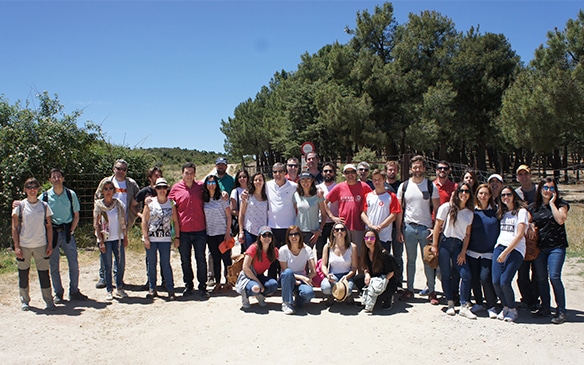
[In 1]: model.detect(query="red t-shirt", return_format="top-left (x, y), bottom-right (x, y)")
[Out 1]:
top-left (434, 179), bottom-right (458, 205)
top-left (245, 243), bottom-right (279, 274)
top-left (168, 180), bottom-right (205, 232)
top-left (326, 181), bottom-right (372, 230)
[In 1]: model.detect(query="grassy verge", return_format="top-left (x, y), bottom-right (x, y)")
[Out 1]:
top-left (566, 203), bottom-right (584, 260)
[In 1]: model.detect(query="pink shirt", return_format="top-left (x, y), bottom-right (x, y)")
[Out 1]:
top-left (326, 181), bottom-right (372, 231)
top-left (168, 180), bottom-right (205, 232)
top-left (245, 243), bottom-right (279, 275)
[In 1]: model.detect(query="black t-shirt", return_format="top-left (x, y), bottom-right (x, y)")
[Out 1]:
top-left (136, 186), bottom-right (156, 204)
top-left (365, 250), bottom-right (396, 278)
top-left (384, 180), bottom-right (402, 194)
top-left (529, 198), bottom-right (570, 249)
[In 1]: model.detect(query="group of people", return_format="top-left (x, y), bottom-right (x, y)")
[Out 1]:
top-left (11, 154), bottom-right (569, 323)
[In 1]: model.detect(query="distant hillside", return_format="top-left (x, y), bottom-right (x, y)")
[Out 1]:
top-left (139, 147), bottom-right (228, 166)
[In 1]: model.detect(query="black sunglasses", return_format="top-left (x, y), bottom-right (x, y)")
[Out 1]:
top-left (261, 232), bottom-right (273, 238)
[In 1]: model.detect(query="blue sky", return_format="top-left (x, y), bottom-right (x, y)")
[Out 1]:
top-left (1, 1), bottom-right (582, 153)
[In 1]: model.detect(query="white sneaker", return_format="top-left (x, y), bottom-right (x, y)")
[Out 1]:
top-left (106, 291), bottom-right (113, 301)
top-left (497, 307), bottom-right (509, 320)
top-left (446, 300), bottom-right (456, 316)
top-left (116, 289), bottom-right (128, 298)
top-left (241, 292), bottom-right (250, 309)
top-left (256, 294), bottom-right (267, 307)
top-left (471, 303), bottom-right (486, 313)
top-left (504, 308), bottom-right (518, 322)
top-left (282, 302), bottom-right (295, 315)
top-left (488, 307), bottom-right (498, 319)
top-left (460, 304), bottom-right (478, 319)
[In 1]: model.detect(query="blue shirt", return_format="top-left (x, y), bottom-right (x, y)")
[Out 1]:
top-left (43, 187), bottom-right (80, 225)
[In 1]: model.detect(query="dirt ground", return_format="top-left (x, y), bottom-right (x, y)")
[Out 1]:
top-left (0, 241), bottom-right (583, 365)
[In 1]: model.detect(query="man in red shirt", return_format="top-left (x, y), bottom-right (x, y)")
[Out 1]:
top-left (434, 160), bottom-right (457, 205)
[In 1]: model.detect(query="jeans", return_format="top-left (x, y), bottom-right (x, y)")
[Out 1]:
top-left (492, 245), bottom-right (523, 309)
top-left (467, 255), bottom-right (497, 308)
top-left (50, 231), bottom-right (80, 296)
top-left (207, 235), bottom-right (233, 284)
top-left (243, 230), bottom-right (257, 252)
top-left (178, 231), bottom-right (208, 291)
top-left (320, 272), bottom-right (354, 297)
top-left (280, 268), bottom-right (315, 307)
top-left (534, 247), bottom-right (566, 314)
top-left (403, 223), bottom-right (435, 292)
top-left (146, 241), bottom-right (174, 293)
top-left (245, 274), bottom-right (278, 297)
top-left (517, 259), bottom-right (539, 306)
top-left (101, 240), bottom-right (125, 292)
top-left (438, 237), bottom-right (472, 304)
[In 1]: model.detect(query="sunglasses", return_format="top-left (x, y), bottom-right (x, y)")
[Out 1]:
top-left (261, 232), bottom-right (273, 238)
top-left (289, 232), bottom-right (300, 237)
top-left (334, 227), bottom-right (346, 232)
top-left (358, 168), bottom-right (369, 172)
top-left (25, 185), bottom-right (39, 189)
top-left (206, 181), bottom-right (217, 185)
top-left (344, 171), bottom-right (357, 175)
top-left (287, 164), bottom-right (299, 168)
top-left (272, 170), bottom-right (285, 174)
top-left (323, 170), bottom-right (334, 174)
top-left (542, 186), bottom-right (556, 192)
top-left (103, 187), bottom-right (115, 191)
top-left (115, 166), bottom-right (127, 171)
top-left (500, 192), bottom-right (513, 197)
top-left (364, 236), bottom-right (376, 241)
top-left (437, 167), bottom-right (450, 171)
top-left (458, 189), bottom-right (471, 194)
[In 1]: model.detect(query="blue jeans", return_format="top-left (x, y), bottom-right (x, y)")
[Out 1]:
top-left (243, 230), bottom-right (257, 252)
top-left (146, 241), bottom-right (174, 293)
top-left (404, 223), bottom-right (435, 292)
top-left (467, 255), bottom-right (497, 308)
top-left (280, 268), bottom-right (315, 307)
top-left (101, 240), bottom-right (125, 292)
top-left (178, 231), bottom-right (208, 291)
top-left (438, 237), bottom-right (472, 304)
top-left (50, 231), bottom-right (80, 296)
top-left (245, 273), bottom-right (278, 297)
top-left (534, 247), bottom-right (566, 314)
top-left (492, 245), bottom-right (523, 309)
top-left (320, 272), bottom-right (354, 297)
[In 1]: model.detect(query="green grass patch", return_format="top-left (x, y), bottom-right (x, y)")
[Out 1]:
top-left (0, 249), bottom-right (16, 274)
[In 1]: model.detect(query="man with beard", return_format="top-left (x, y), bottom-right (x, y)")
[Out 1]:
top-left (305, 151), bottom-right (323, 184)
top-left (215, 157), bottom-right (234, 194)
top-left (315, 162), bottom-right (338, 260)
top-left (384, 160), bottom-right (402, 193)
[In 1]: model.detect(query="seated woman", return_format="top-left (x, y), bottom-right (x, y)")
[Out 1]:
top-left (320, 222), bottom-right (358, 306)
top-left (354, 229), bottom-right (397, 312)
top-left (238, 226), bottom-right (279, 309)
top-left (279, 225), bottom-right (317, 315)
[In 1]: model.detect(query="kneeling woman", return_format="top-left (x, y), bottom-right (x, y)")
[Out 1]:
top-left (431, 182), bottom-right (475, 318)
top-left (320, 222), bottom-right (358, 305)
top-left (279, 225), bottom-right (317, 315)
top-left (238, 226), bottom-right (279, 309)
top-left (354, 229), bottom-right (397, 312)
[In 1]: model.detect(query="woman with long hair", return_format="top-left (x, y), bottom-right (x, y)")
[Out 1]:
top-left (462, 169), bottom-right (479, 193)
top-left (431, 182), bottom-right (475, 318)
top-left (279, 225), bottom-right (316, 315)
top-left (353, 229), bottom-right (397, 312)
top-left (492, 186), bottom-right (529, 323)
top-left (320, 222), bottom-right (358, 306)
top-left (230, 169), bottom-right (249, 238)
top-left (529, 178), bottom-right (569, 324)
top-left (238, 172), bottom-right (268, 251)
top-left (203, 175), bottom-right (232, 292)
top-left (239, 226), bottom-right (279, 309)
top-left (293, 172), bottom-right (327, 247)
top-left (466, 184), bottom-right (500, 319)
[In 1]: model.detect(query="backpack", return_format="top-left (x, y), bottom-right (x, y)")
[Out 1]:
top-left (400, 178), bottom-right (434, 218)
top-left (42, 188), bottom-right (74, 221)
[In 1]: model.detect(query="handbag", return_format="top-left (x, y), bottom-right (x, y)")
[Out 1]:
top-left (227, 254), bottom-right (245, 286)
top-left (524, 225), bottom-right (540, 261)
top-left (312, 258), bottom-right (325, 288)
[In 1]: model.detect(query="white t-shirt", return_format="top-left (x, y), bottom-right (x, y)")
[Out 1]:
top-left (12, 200), bottom-right (53, 248)
top-left (436, 203), bottom-right (474, 241)
top-left (317, 181), bottom-right (338, 223)
top-left (363, 191), bottom-right (401, 242)
top-left (397, 178), bottom-right (439, 228)
top-left (266, 179), bottom-right (297, 228)
top-left (230, 187), bottom-right (245, 210)
top-left (113, 179), bottom-right (129, 219)
top-left (146, 199), bottom-right (173, 242)
top-left (497, 208), bottom-right (529, 257)
top-left (279, 244), bottom-right (315, 275)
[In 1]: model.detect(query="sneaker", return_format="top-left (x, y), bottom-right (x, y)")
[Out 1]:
top-left (206, 276), bottom-right (216, 287)
top-left (256, 294), bottom-right (267, 307)
top-left (95, 278), bottom-right (106, 289)
top-left (116, 289), bottom-right (128, 298)
top-left (282, 302), bottom-right (295, 315)
top-left (399, 289), bottom-right (413, 302)
top-left (446, 300), bottom-right (456, 316)
top-left (241, 292), bottom-right (251, 309)
top-left (198, 289), bottom-right (210, 298)
top-left (497, 307), bottom-right (509, 320)
top-left (419, 288), bottom-right (430, 296)
top-left (70, 291), bottom-right (88, 301)
top-left (428, 292), bottom-right (439, 305)
top-left (488, 307), bottom-right (498, 319)
top-left (146, 289), bottom-right (157, 299)
top-left (21, 302), bottom-right (30, 311)
top-left (182, 287), bottom-right (193, 297)
top-left (532, 308), bottom-right (551, 318)
top-left (382, 300), bottom-right (393, 310)
top-left (139, 282), bottom-right (150, 291)
top-left (471, 303), bottom-right (486, 313)
top-left (54, 293), bottom-right (64, 304)
top-left (45, 304), bottom-right (56, 311)
top-left (460, 304), bottom-right (478, 319)
top-left (324, 297), bottom-right (334, 307)
top-left (551, 312), bottom-right (567, 324)
top-left (504, 308), bottom-right (518, 322)
top-left (106, 291), bottom-right (114, 301)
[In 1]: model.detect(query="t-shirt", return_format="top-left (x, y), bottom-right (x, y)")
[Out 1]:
top-left (363, 190), bottom-right (401, 242)
top-left (245, 243), bottom-right (279, 274)
top-left (113, 179), bottom-right (128, 213)
top-left (266, 179), bottom-right (297, 228)
top-left (497, 208), bottom-right (529, 257)
top-left (136, 186), bottom-right (156, 204)
top-left (468, 207), bottom-right (500, 258)
top-left (529, 199), bottom-right (570, 249)
top-left (168, 180), bottom-right (205, 233)
top-left (397, 178), bottom-right (440, 228)
top-left (278, 244), bottom-right (314, 275)
top-left (434, 179), bottom-right (457, 205)
top-left (230, 187), bottom-right (245, 211)
top-left (516, 185), bottom-right (538, 204)
top-left (43, 187), bottom-right (80, 225)
top-left (204, 199), bottom-right (230, 236)
top-left (12, 200), bottom-right (53, 248)
top-left (364, 250), bottom-right (396, 277)
top-left (436, 203), bottom-right (474, 241)
top-left (326, 182), bottom-right (372, 231)
top-left (218, 174), bottom-right (235, 194)
top-left (146, 199), bottom-right (173, 242)
top-left (317, 181), bottom-right (338, 224)
top-left (294, 193), bottom-right (324, 232)
top-left (243, 195), bottom-right (268, 235)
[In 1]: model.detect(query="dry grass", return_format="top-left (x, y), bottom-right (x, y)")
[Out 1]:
top-left (567, 203), bottom-right (584, 259)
